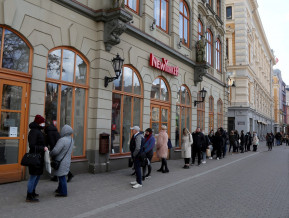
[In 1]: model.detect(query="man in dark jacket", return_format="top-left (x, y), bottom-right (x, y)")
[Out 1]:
top-left (45, 123), bottom-right (74, 182)
top-left (129, 126), bottom-right (144, 189)
top-left (191, 127), bottom-right (205, 166)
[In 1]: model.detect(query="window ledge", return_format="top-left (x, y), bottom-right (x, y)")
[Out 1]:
top-left (71, 158), bottom-right (88, 163)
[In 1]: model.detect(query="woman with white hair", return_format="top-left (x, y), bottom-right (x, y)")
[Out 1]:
top-left (156, 125), bottom-right (169, 173)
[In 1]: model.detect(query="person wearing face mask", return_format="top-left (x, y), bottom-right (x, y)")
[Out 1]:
top-left (25, 115), bottom-right (48, 202)
top-left (142, 128), bottom-right (155, 180)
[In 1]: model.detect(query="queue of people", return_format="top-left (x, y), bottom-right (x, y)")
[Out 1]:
top-left (25, 115), bottom-right (74, 202)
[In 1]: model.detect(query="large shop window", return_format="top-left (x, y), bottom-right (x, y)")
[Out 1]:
top-left (215, 39), bottom-right (221, 72)
top-left (206, 29), bottom-right (213, 66)
top-left (111, 66), bottom-right (143, 155)
top-left (179, 0), bottom-right (189, 47)
top-left (154, 0), bottom-right (169, 33)
top-left (0, 26), bottom-right (31, 73)
top-left (125, 0), bottom-right (139, 14)
top-left (45, 48), bottom-right (89, 158)
top-left (209, 96), bottom-right (214, 132)
top-left (197, 92), bottom-right (205, 131)
top-left (198, 20), bottom-right (203, 40)
top-left (176, 85), bottom-right (191, 148)
top-left (217, 99), bottom-right (223, 128)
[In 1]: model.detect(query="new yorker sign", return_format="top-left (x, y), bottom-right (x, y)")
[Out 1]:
top-left (149, 53), bottom-right (179, 76)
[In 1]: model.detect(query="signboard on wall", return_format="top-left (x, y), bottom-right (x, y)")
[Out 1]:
top-left (149, 53), bottom-right (179, 76)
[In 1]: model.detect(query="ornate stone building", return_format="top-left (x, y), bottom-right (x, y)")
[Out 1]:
top-left (225, 0), bottom-right (275, 138)
top-left (0, 0), bottom-right (227, 183)
top-left (273, 69), bottom-right (286, 133)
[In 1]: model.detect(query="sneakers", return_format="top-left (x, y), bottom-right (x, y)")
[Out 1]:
top-left (209, 157), bottom-right (213, 160)
top-left (132, 183), bottom-right (142, 189)
top-left (130, 181), bottom-right (138, 185)
top-left (202, 161), bottom-right (206, 164)
top-left (217, 157), bottom-right (220, 160)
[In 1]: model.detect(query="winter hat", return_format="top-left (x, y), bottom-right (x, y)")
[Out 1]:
top-left (34, 114), bottom-right (45, 124)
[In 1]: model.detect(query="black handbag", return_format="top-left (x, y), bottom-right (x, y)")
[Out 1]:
top-left (21, 152), bottom-right (41, 167)
top-left (51, 139), bottom-right (72, 170)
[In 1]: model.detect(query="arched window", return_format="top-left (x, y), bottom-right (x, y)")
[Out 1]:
top-left (176, 85), bottom-right (191, 148)
top-left (111, 66), bottom-right (143, 155)
top-left (206, 29), bottom-right (213, 66)
top-left (179, 0), bottom-right (189, 47)
top-left (217, 0), bottom-right (221, 17)
top-left (215, 39), bottom-right (221, 72)
top-left (217, 99), bottom-right (223, 128)
top-left (0, 26), bottom-right (32, 73)
top-left (209, 96), bottom-right (214, 132)
top-left (45, 47), bottom-right (89, 158)
top-left (125, 0), bottom-right (139, 14)
top-left (154, 0), bottom-right (169, 33)
top-left (197, 92), bottom-right (205, 131)
top-left (150, 77), bottom-right (170, 143)
top-left (198, 20), bottom-right (203, 40)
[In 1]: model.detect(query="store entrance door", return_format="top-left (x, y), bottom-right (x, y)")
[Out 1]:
top-left (0, 80), bottom-right (27, 183)
top-left (150, 104), bottom-right (170, 162)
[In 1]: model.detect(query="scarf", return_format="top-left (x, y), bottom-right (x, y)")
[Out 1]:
top-left (143, 134), bottom-right (155, 153)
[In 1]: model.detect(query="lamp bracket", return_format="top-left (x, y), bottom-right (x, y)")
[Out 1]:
top-left (104, 76), bottom-right (119, 87)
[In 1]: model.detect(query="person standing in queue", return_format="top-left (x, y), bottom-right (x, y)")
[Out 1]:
top-left (142, 128), bottom-right (155, 180)
top-left (129, 126), bottom-right (144, 188)
top-left (50, 125), bottom-right (74, 197)
top-left (181, 128), bottom-right (192, 169)
top-left (156, 125), bottom-right (169, 173)
top-left (191, 127), bottom-right (205, 166)
top-left (45, 122), bottom-right (74, 182)
top-left (26, 115), bottom-right (48, 202)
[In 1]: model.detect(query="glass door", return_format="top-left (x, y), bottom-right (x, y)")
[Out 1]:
top-left (150, 104), bottom-right (170, 161)
top-left (0, 80), bottom-right (27, 183)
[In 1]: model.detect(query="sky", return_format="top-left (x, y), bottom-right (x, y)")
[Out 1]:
top-left (258, 0), bottom-right (289, 85)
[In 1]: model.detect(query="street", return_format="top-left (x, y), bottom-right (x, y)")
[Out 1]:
top-left (1, 142), bottom-right (289, 218)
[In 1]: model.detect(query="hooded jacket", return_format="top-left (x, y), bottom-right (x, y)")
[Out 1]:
top-left (50, 125), bottom-right (74, 177)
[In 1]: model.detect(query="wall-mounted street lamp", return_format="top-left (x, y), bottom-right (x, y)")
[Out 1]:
top-left (194, 87), bottom-right (207, 106)
top-left (104, 53), bottom-right (124, 88)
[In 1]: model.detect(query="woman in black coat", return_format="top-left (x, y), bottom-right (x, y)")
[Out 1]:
top-left (26, 115), bottom-right (48, 202)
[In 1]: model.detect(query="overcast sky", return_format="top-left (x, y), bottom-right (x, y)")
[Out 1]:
top-left (258, 0), bottom-right (289, 85)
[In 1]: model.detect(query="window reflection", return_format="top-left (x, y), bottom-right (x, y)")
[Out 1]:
top-left (154, 0), bottom-right (168, 32)
top-left (60, 85), bottom-right (73, 129)
top-left (111, 93), bottom-right (121, 154)
top-left (45, 83), bottom-right (58, 126)
top-left (160, 79), bottom-right (169, 101)
top-left (151, 79), bottom-right (160, 99)
top-left (0, 112), bottom-right (21, 137)
top-left (47, 49), bottom-right (61, 80)
top-left (1, 85), bottom-right (22, 110)
top-left (133, 73), bottom-right (141, 95)
top-left (2, 29), bottom-right (30, 73)
top-left (62, 50), bottom-right (75, 82)
top-left (123, 67), bottom-right (133, 93)
top-left (75, 55), bottom-right (87, 84)
top-left (161, 0), bottom-right (167, 31)
top-left (122, 95), bottom-right (132, 153)
top-left (0, 139), bottom-right (19, 165)
top-left (73, 88), bottom-right (85, 156)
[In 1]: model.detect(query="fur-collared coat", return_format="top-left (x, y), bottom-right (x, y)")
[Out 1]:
top-left (156, 130), bottom-right (168, 158)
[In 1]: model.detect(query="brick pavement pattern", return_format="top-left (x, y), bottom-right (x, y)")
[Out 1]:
top-left (1, 142), bottom-right (289, 218)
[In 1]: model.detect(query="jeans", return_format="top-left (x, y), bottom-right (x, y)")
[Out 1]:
top-left (202, 152), bottom-right (206, 162)
top-left (57, 176), bottom-right (68, 196)
top-left (27, 175), bottom-right (40, 193)
top-left (134, 159), bottom-right (142, 185)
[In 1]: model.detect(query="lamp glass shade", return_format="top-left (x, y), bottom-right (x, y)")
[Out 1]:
top-left (200, 88), bottom-right (207, 99)
top-left (112, 53), bottom-right (124, 77)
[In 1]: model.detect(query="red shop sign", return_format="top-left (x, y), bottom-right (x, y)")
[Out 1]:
top-left (149, 53), bottom-right (179, 76)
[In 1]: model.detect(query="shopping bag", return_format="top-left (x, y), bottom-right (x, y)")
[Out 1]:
top-left (206, 148), bottom-right (211, 157)
top-left (44, 150), bottom-right (51, 174)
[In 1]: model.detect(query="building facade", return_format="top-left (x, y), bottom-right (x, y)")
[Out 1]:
top-left (225, 0), bottom-right (275, 138)
top-left (0, 0), bottom-right (228, 184)
top-left (273, 69), bottom-right (286, 133)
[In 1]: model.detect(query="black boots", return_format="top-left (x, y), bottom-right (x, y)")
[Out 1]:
top-left (26, 193), bottom-right (39, 202)
top-left (32, 190), bottom-right (39, 198)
